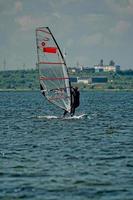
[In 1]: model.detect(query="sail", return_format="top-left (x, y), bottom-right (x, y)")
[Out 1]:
top-left (36, 27), bottom-right (71, 112)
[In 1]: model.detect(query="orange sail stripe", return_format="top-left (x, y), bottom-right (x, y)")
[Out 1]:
top-left (49, 95), bottom-right (70, 101)
top-left (39, 62), bottom-right (64, 65)
top-left (40, 77), bottom-right (69, 81)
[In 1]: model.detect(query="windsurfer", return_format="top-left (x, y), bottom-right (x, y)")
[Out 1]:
top-left (71, 86), bottom-right (80, 116)
top-left (63, 86), bottom-right (80, 117)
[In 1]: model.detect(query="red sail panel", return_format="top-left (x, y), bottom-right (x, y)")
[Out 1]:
top-left (43, 47), bottom-right (57, 53)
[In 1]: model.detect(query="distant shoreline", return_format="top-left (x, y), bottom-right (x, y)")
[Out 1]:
top-left (0, 88), bottom-right (133, 92)
top-left (0, 88), bottom-right (37, 92)
top-left (0, 69), bottom-right (133, 92)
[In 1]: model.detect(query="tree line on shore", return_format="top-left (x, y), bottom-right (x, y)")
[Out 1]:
top-left (0, 68), bottom-right (133, 90)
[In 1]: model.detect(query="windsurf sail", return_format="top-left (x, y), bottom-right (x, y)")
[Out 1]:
top-left (35, 27), bottom-right (71, 112)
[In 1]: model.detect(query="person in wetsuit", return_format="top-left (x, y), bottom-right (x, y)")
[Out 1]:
top-left (63, 86), bottom-right (80, 117)
top-left (71, 86), bottom-right (80, 116)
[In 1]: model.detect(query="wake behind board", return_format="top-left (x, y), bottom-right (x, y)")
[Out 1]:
top-left (63, 113), bottom-right (87, 120)
top-left (37, 115), bottom-right (58, 119)
top-left (37, 113), bottom-right (87, 120)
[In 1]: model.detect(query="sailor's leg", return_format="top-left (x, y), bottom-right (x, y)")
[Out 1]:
top-left (73, 107), bottom-right (75, 115)
top-left (63, 110), bottom-right (68, 117)
top-left (71, 106), bottom-right (75, 116)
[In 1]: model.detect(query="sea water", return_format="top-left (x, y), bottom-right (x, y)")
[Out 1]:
top-left (0, 91), bottom-right (133, 200)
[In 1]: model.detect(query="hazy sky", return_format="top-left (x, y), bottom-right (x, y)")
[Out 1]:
top-left (0, 0), bottom-right (133, 70)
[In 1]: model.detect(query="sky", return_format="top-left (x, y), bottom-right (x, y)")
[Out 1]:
top-left (0, 0), bottom-right (133, 70)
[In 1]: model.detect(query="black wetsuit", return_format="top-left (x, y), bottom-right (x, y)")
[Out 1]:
top-left (63, 87), bottom-right (80, 117)
top-left (71, 87), bottom-right (80, 116)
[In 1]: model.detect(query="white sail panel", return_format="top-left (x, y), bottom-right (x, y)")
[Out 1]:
top-left (36, 27), bottom-right (71, 112)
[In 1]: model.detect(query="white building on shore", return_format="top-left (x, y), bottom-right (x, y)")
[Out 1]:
top-left (94, 65), bottom-right (120, 72)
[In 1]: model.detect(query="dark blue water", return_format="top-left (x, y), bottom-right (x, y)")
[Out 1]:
top-left (0, 91), bottom-right (133, 200)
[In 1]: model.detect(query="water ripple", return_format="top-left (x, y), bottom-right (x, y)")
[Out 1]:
top-left (0, 91), bottom-right (133, 200)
